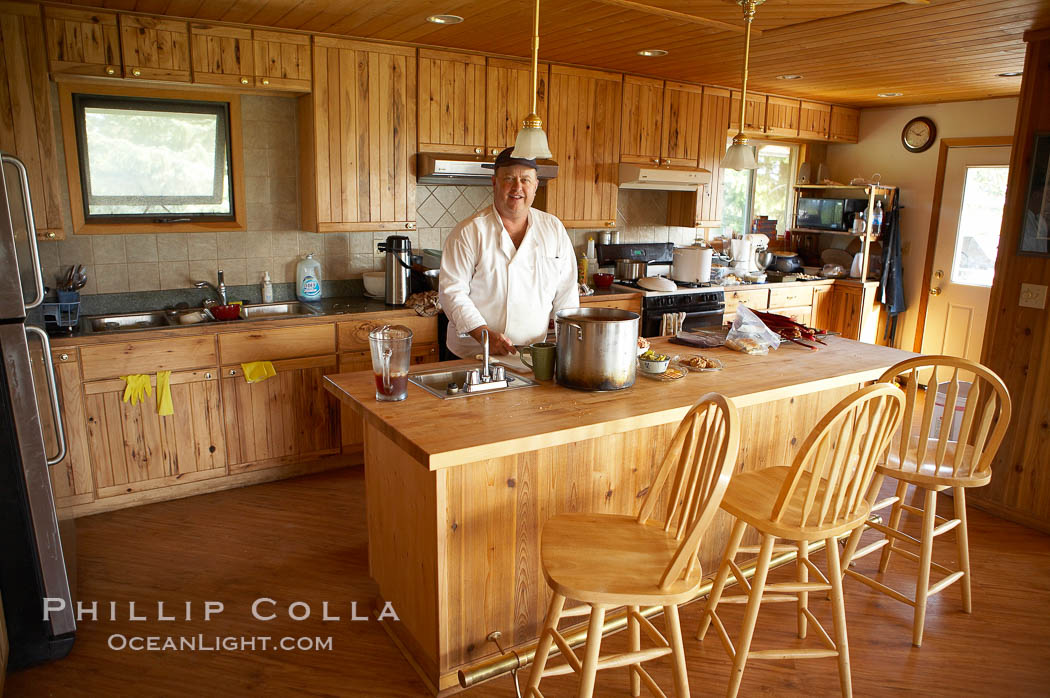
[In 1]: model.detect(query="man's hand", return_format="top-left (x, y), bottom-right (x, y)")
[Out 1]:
top-left (469, 326), bottom-right (518, 355)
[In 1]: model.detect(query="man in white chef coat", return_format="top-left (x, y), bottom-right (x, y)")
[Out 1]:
top-left (439, 147), bottom-right (579, 358)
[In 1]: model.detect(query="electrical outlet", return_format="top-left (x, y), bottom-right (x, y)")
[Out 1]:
top-left (1019, 283), bottom-right (1048, 310)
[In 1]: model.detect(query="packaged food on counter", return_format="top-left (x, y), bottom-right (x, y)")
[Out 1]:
top-left (725, 305), bottom-right (781, 355)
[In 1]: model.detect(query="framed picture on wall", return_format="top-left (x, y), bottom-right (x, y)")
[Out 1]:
top-left (1019, 132), bottom-right (1050, 256)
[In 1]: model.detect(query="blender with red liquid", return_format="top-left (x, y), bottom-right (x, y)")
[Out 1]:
top-left (369, 325), bottom-right (413, 401)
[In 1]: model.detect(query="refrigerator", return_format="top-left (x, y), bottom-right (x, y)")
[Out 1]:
top-left (0, 152), bottom-right (75, 669)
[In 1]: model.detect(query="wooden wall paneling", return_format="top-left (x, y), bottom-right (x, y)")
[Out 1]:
top-left (662, 80), bottom-right (703, 167)
top-left (417, 48), bottom-right (486, 155)
top-left (829, 104), bottom-right (860, 143)
top-left (190, 23), bottom-right (254, 87)
top-left (484, 57), bottom-right (548, 156)
top-left (799, 100), bottom-right (831, 140)
top-left (0, 3), bottom-right (64, 238)
top-left (619, 74), bottom-right (663, 165)
top-left (251, 29), bottom-right (310, 91)
top-left (119, 15), bottom-right (190, 82)
top-left (765, 95), bottom-right (801, 137)
top-left (729, 90), bottom-right (767, 134)
top-left (42, 5), bottom-right (121, 78)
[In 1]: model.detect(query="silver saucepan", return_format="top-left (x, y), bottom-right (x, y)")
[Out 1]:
top-left (615, 259), bottom-right (647, 281)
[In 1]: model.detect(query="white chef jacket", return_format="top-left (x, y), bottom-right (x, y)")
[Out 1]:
top-left (439, 205), bottom-right (579, 359)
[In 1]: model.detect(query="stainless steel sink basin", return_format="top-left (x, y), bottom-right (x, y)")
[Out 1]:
top-left (88, 311), bottom-right (171, 332)
top-left (86, 302), bottom-right (322, 333)
top-left (409, 363), bottom-right (540, 399)
top-left (239, 302), bottom-right (321, 319)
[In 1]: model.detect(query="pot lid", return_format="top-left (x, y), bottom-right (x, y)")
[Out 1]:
top-left (638, 276), bottom-right (677, 292)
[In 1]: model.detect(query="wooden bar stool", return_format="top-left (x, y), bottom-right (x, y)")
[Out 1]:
top-left (697, 383), bottom-right (904, 698)
top-left (840, 356), bottom-right (1011, 646)
top-left (525, 393), bottom-right (740, 698)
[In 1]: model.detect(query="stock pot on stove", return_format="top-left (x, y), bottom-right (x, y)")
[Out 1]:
top-left (555, 307), bottom-right (639, 391)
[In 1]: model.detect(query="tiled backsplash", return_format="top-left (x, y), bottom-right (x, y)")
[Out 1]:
top-left (37, 95), bottom-right (702, 295)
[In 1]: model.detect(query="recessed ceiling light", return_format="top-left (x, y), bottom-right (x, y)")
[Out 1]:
top-left (637, 49), bottom-right (668, 57)
top-left (997, 71), bottom-right (1022, 77)
top-left (877, 92), bottom-right (903, 98)
top-left (426, 14), bottom-right (463, 25)
top-left (776, 74), bottom-right (803, 80)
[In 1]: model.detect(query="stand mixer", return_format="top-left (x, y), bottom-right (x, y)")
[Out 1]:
top-left (729, 233), bottom-right (771, 274)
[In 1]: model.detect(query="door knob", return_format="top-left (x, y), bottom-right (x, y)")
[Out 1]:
top-left (929, 287), bottom-right (942, 296)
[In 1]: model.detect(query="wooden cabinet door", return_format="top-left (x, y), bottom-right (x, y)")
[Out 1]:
top-left (84, 369), bottom-right (226, 498)
top-left (1, 3), bottom-right (65, 239)
top-left (619, 75), bottom-right (664, 166)
top-left (799, 101), bottom-right (831, 140)
top-left (43, 6), bottom-right (122, 78)
top-left (662, 81), bottom-right (703, 167)
top-left (338, 350), bottom-right (372, 452)
top-left (485, 57), bottom-right (548, 156)
top-left (252, 29), bottom-right (310, 91)
top-left (729, 91), bottom-right (766, 133)
top-left (546, 65), bottom-right (622, 229)
top-left (418, 49), bottom-right (486, 155)
top-left (221, 355), bottom-right (340, 473)
top-left (811, 284), bottom-right (834, 331)
top-left (765, 96), bottom-right (800, 137)
top-left (829, 105), bottom-right (860, 143)
top-left (119, 15), bottom-right (190, 82)
top-left (302, 37), bottom-right (416, 233)
top-left (191, 23), bottom-right (254, 87)
top-left (670, 86), bottom-right (730, 227)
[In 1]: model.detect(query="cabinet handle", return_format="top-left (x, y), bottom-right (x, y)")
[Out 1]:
top-left (59, 353), bottom-right (69, 362)
top-left (652, 158), bottom-right (660, 165)
top-left (474, 147), bottom-right (482, 154)
top-left (262, 78), bottom-right (270, 86)
top-left (106, 66), bottom-right (116, 75)
top-left (491, 148), bottom-right (499, 156)
top-left (229, 369), bottom-right (237, 376)
top-left (240, 77), bottom-right (249, 85)
top-left (204, 372), bottom-right (212, 379)
top-left (44, 232), bottom-right (56, 239)
top-left (405, 222), bottom-right (414, 229)
top-left (132, 69), bottom-right (142, 77)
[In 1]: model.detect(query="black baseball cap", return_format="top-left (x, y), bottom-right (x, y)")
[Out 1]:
top-left (482, 147), bottom-right (538, 171)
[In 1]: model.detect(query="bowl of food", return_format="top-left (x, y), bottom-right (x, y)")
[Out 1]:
top-left (637, 336), bottom-right (651, 356)
top-left (638, 349), bottom-right (670, 374)
top-left (362, 271), bottom-right (385, 297)
top-left (593, 272), bottom-right (614, 289)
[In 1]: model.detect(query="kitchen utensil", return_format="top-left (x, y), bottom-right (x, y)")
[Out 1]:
top-left (423, 269), bottom-right (440, 291)
top-left (637, 276), bottom-right (677, 292)
top-left (210, 304), bottom-right (241, 321)
top-left (554, 307), bottom-right (639, 391)
top-left (592, 272), bottom-right (614, 289)
top-left (369, 324), bottom-right (413, 401)
top-left (377, 235), bottom-right (412, 305)
top-left (614, 259), bottom-right (647, 281)
top-left (519, 342), bottom-right (556, 381)
top-left (772, 251), bottom-right (802, 273)
top-left (362, 271), bottom-right (385, 296)
top-left (671, 246), bottom-right (713, 284)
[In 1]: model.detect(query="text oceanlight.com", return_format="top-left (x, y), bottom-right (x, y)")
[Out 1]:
top-left (107, 634), bottom-right (334, 652)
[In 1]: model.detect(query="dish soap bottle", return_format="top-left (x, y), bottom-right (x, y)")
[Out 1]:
top-left (585, 237), bottom-right (598, 285)
top-left (296, 254), bottom-right (322, 302)
top-left (261, 271), bottom-right (274, 303)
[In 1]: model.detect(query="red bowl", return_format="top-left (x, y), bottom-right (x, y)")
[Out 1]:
top-left (593, 273), bottom-right (614, 289)
top-left (210, 304), bottom-right (241, 321)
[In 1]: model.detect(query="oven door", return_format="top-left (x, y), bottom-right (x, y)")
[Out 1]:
top-left (641, 306), bottom-right (724, 337)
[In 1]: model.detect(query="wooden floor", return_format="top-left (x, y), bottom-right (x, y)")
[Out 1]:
top-left (9, 467), bottom-right (1050, 697)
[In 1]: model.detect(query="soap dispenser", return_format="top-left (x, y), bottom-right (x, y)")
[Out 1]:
top-left (261, 271), bottom-right (274, 303)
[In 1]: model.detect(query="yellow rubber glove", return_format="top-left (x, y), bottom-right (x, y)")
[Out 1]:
top-left (156, 370), bottom-right (174, 416)
top-left (120, 374), bottom-right (152, 406)
top-left (241, 361), bottom-right (277, 383)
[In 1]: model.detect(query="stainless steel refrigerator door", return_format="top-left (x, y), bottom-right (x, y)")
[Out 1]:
top-left (0, 323), bottom-right (74, 636)
top-left (1, 153), bottom-right (46, 319)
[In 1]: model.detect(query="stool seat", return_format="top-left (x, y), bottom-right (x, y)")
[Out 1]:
top-left (880, 435), bottom-right (989, 489)
top-left (542, 514), bottom-right (704, 606)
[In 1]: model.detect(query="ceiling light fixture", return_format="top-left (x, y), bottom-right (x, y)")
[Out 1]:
top-left (877, 92), bottom-right (904, 98)
top-left (511, 0), bottom-right (552, 160)
top-left (637, 49), bottom-right (668, 57)
top-left (776, 74), bottom-right (803, 80)
top-left (721, 0), bottom-right (764, 171)
top-left (426, 14), bottom-right (463, 25)
top-left (996, 71), bottom-right (1022, 77)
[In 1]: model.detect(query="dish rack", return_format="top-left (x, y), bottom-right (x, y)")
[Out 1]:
top-left (42, 291), bottom-right (80, 330)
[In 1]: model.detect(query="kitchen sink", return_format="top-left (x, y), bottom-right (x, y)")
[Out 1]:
top-left (409, 363), bottom-right (540, 399)
top-left (239, 302), bottom-right (321, 319)
top-left (88, 311), bottom-right (171, 332)
top-left (86, 302), bottom-right (321, 333)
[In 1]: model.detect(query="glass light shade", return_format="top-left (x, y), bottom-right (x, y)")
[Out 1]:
top-left (511, 125), bottom-right (552, 160)
top-left (721, 141), bottom-right (759, 170)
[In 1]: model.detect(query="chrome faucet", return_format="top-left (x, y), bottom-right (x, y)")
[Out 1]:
top-left (194, 269), bottom-right (227, 305)
top-left (479, 328), bottom-right (491, 381)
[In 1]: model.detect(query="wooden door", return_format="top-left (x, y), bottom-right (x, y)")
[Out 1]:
top-left (668, 86), bottom-right (731, 228)
top-left (546, 65), bottom-right (622, 229)
top-left (485, 57), bottom-right (548, 157)
top-left (190, 23), bottom-right (254, 87)
top-left (221, 355), bottom-right (341, 473)
top-left (252, 29), bottom-right (310, 91)
top-left (619, 75), bottom-right (664, 166)
top-left (811, 284), bottom-right (834, 331)
top-left (921, 146), bottom-right (1010, 362)
top-left (84, 369), bottom-right (226, 498)
top-left (119, 15), bottom-right (190, 82)
top-left (661, 81), bottom-right (703, 167)
top-left (418, 49), bottom-right (486, 155)
top-left (799, 101), bottom-right (831, 140)
top-left (43, 6), bottom-right (121, 78)
top-left (765, 96), bottom-right (800, 137)
top-left (829, 105), bottom-right (860, 143)
top-left (1, 3), bottom-right (65, 239)
top-left (302, 37), bottom-right (416, 233)
top-left (729, 90), bottom-right (766, 133)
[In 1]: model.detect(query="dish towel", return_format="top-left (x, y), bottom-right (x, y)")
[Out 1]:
top-left (241, 361), bottom-right (277, 384)
top-left (120, 374), bottom-right (152, 406)
top-left (156, 370), bottom-right (174, 416)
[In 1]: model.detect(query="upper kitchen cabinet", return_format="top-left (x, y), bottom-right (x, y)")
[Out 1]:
top-left (300, 37), bottom-right (416, 233)
top-left (829, 105), bottom-right (860, 143)
top-left (662, 81), bottom-right (704, 167)
top-left (190, 23), bottom-right (254, 87)
top-left (252, 29), bottom-right (310, 91)
top-left (485, 57), bottom-right (548, 157)
top-left (798, 101), bottom-right (831, 140)
top-left (417, 49), bottom-right (486, 155)
top-left (667, 86), bottom-right (730, 228)
top-left (1, 2), bottom-right (65, 239)
top-left (620, 77), bottom-right (703, 168)
top-left (729, 90), bottom-right (766, 134)
top-left (43, 6), bottom-right (122, 78)
top-left (545, 65), bottom-right (622, 229)
top-left (119, 15), bottom-right (191, 82)
top-left (765, 96), bottom-right (801, 137)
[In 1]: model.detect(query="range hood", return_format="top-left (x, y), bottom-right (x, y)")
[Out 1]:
top-left (417, 152), bottom-right (558, 186)
top-left (618, 163), bottom-right (712, 191)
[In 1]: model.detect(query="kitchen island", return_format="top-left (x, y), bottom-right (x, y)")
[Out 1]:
top-left (324, 337), bottom-right (915, 695)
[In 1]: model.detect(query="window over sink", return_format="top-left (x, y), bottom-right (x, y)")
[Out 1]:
top-left (721, 141), bottom-right (799, 238)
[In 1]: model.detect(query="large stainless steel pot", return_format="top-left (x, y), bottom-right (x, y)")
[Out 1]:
top-left (555, 307), bottom-right (639, 391)
top-left (615, 259), bottom-right (647, 281)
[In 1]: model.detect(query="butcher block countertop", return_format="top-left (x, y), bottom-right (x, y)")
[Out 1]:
top-left (324, 336), bottom-right (916, 471)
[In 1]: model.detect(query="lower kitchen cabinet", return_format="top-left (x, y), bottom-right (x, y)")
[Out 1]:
top-left (579, 294), bottom-right (642, 316)
top-left (84, 368), bottom-right (226, 498)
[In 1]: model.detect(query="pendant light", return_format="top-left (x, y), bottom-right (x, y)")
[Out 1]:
top-left (721, 0), bottom-right (763, 171)
top-left (511, 0), bottom-right (552, 160)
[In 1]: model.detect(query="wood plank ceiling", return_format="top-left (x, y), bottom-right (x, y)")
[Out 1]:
top-left (44, 0), bottom-right (1047, 106)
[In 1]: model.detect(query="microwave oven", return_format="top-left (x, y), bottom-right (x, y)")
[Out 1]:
top-left (795, 197), bottom-right (867, 231)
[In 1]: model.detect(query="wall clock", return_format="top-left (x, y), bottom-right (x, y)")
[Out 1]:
top-left (902, 116), bottom-right (936, 153)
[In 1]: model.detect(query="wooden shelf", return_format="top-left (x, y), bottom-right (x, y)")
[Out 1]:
top-left (790, 228), bottom-right (878, 240)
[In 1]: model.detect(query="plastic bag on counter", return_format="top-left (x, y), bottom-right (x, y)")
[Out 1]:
top-left (725, 305), bottom-right (781, 355)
